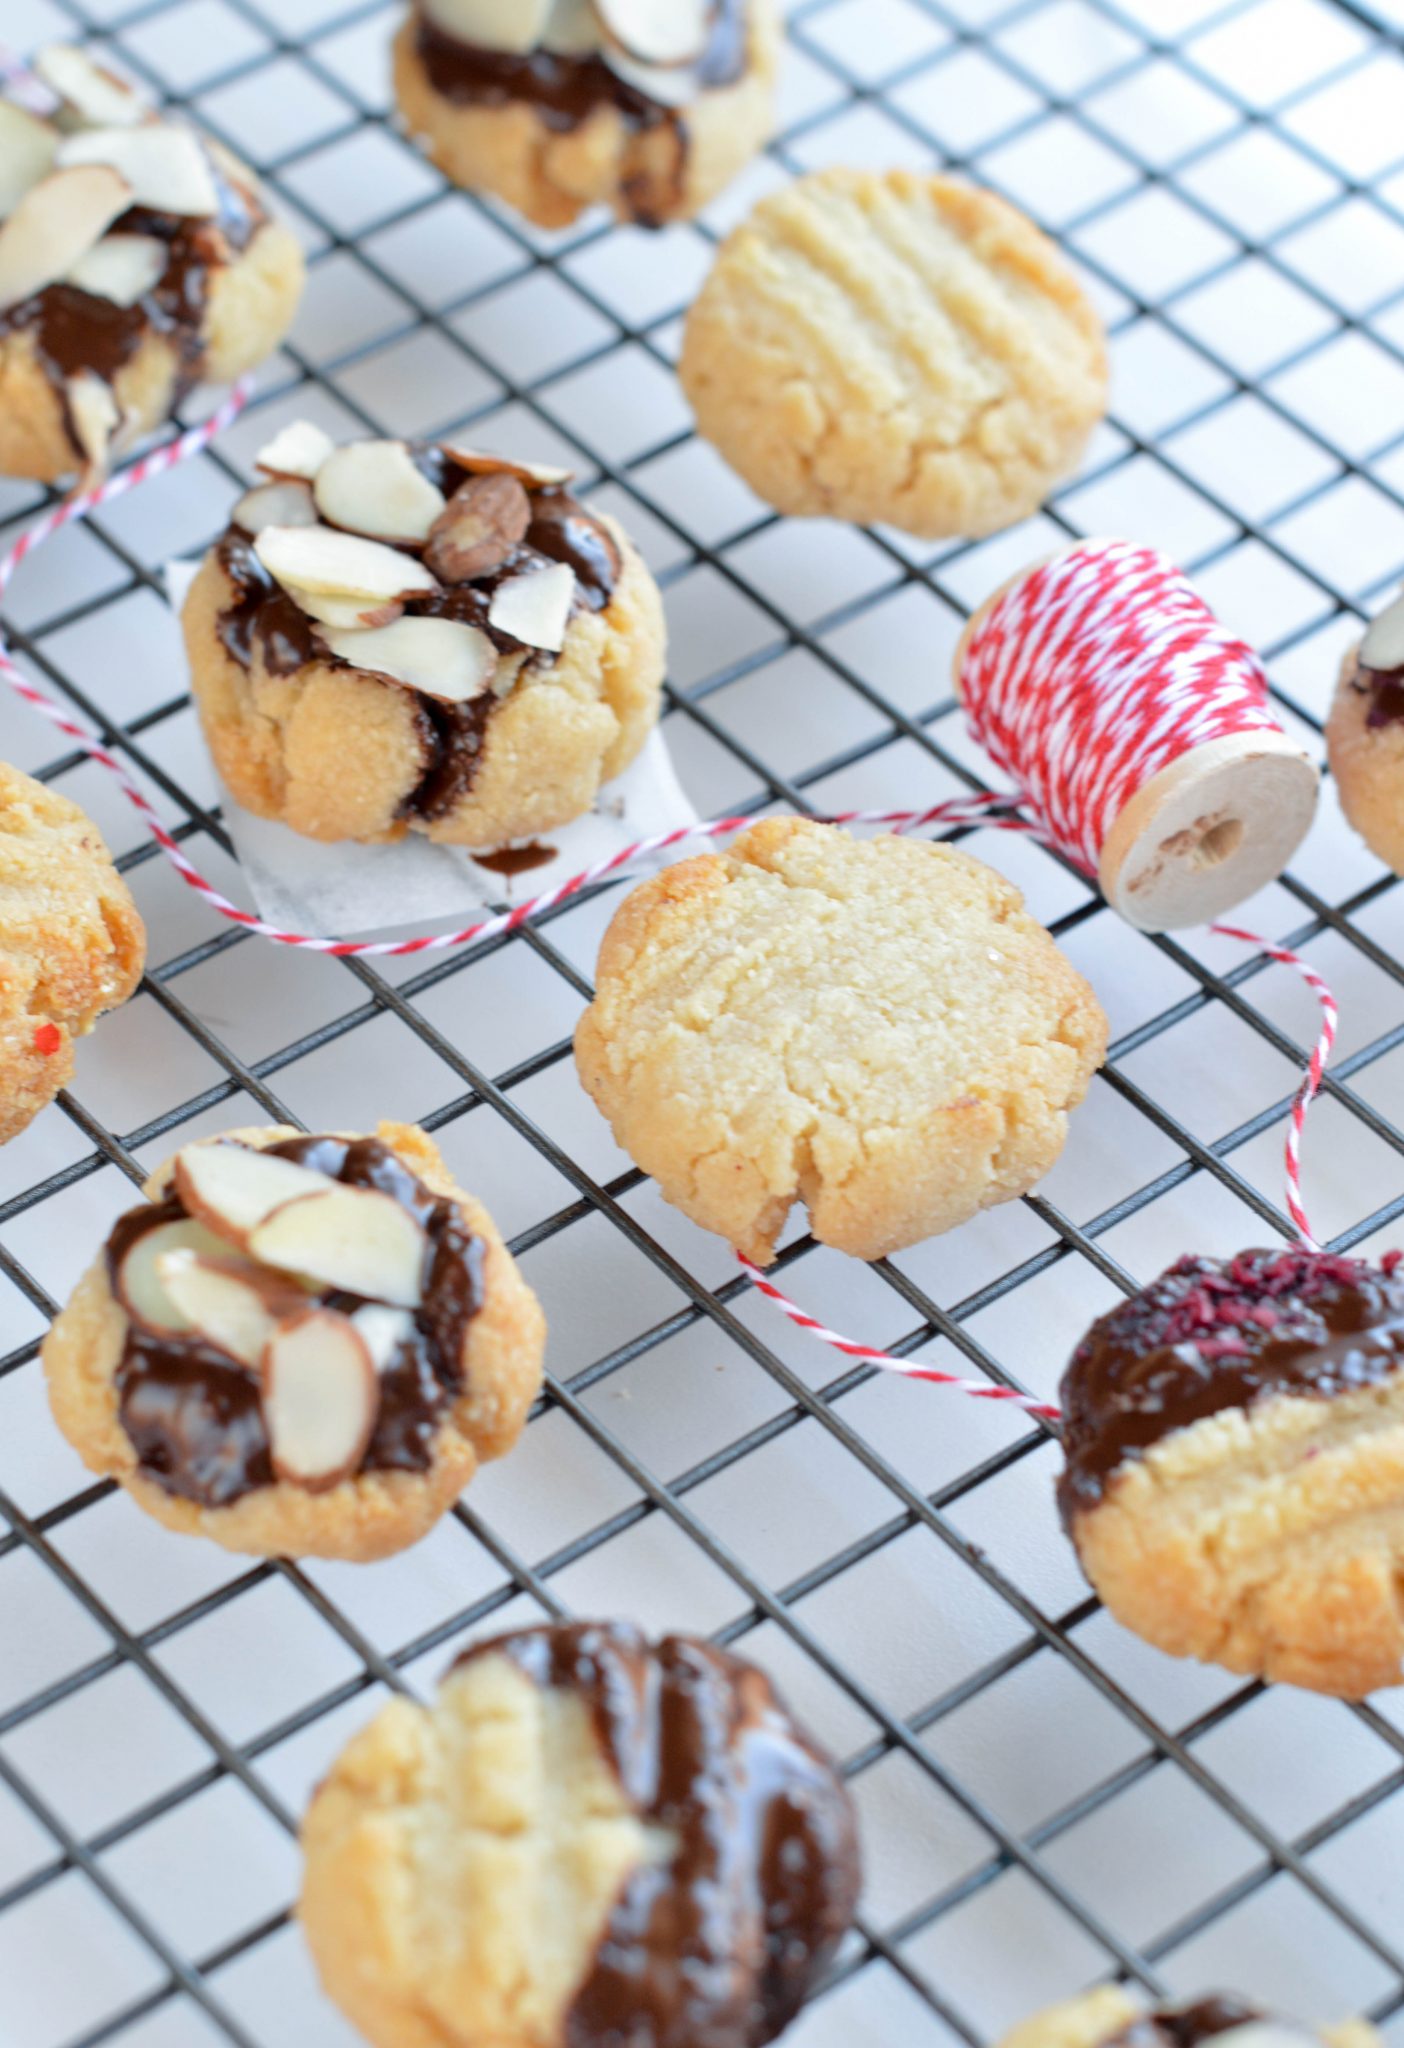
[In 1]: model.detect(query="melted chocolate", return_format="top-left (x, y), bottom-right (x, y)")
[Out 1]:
top-left (1105, 1999), bottom-right (1269, 2048)
top-left (412, 1), bottom-right (749, 227)
top-left (1057, 1249), bottom-right (1404, 1525)
top-left (472, 840), bottom-right (557, 877)
top-left (110, 1136), bottom-right (485, 1508)
top-left (453, 1622), bottom-right (860, 2048)
top-left (1356, 663), bottom-right (1404, 729)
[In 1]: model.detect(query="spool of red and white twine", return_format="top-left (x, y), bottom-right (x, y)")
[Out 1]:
top-left (0, 416), bottom-right (1343, 1421)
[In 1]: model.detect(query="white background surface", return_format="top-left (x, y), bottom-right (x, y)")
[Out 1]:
top-left (2, 0), bottom-right (1404, 2045)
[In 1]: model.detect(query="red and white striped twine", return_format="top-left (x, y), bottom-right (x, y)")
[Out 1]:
top-left (0, 385), bottom-right (1348, 1418)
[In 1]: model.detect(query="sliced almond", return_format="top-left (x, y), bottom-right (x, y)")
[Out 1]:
top-left (1360, 591), bottom-right (1404, 674)
top-left (598, 44), bottom-right (696, 104)
top-left (155, 1249), bottom-right (307, 1370)
top-left (594, 0), bottom-right (709, 67)
top-left (350, 1303), bottom-right (416, 1373)
top-left (318, 615), bottom-right (497, 703)
top-left (0, 104), bottom-right (59, 221)
top-left (174, 1141), bottom-right (338, 1251)
top-left (262, 1310), bottom-right (379, 1492)
top-left (544, 0), bottom-right (602, 53)
top-left (290, 586), bottom-right (405, 631)
top-left (33, 44), bottom-right (148, 130)
top-left (233, 479), bottom-right (318, 534)
top-left (57, 122), bottom-right (218, 217)
top-left (440, 443), bottom-right (573, 490)
top-left (0, 162), bottom-right (131, 312)
top-left (425, 472), bottom-right (531, 582)
top-left (314, 439), bottom-right (447, 546)
top-left (249, 1186), bottom-right (428, 1308)
top-left (256, 419), bottom-right (336, 483)
top-left (255, 524), bottom-right (440, 604)
top-left (66, 370), bottom-right (119, 478)
top-left (420, 0), bottom-right (556, 51)
top-left (488, 562), bottom-right (575, 653)
top-left (114, 1215), bottom-right (233, 1333)
top-left (67, 232), bottom-right (165, 307)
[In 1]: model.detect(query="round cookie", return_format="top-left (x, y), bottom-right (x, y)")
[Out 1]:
top-left (1326, 590), bottom-right (1404, 873)
top-left (392, 0), bottom-right (781, 230)
top-left (0, 761), bottom-right (145, 1144)
top-left (301, 1619), bottom-right (861, 2048)
top-left (1000, 1986), bottom-right (1379, 2048)
top-left (574, 817), bottom-right (1108, 1264)
top-left (182, 426), bottom-right (666, 850)
top-left (0, 49), bottom-right (303, 484)
top-left (42, 1121), bottom-right (545, 1561)
top-left (1058, 1247), bottom-right (1404, 1699)
top-left (678, 167), bottom-right (1108, 538)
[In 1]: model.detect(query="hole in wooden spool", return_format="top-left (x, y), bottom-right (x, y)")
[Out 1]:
top-left (1190, 817), bottom-right (1243, 870)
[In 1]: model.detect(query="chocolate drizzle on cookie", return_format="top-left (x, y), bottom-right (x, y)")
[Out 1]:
top-left (452, 1621), bottom-right (860, 2048)
top-left (1057, 1248), bottom-right (1404, 1525)
top-left (1102, 1998), bottom-right (1274, 2048)
top-left (110, 1136), bottom-right (485, 1508)
top-left (412, 0), bottom-right (748, 227)
top-left (1353, 661), bottom-right (1404, 730)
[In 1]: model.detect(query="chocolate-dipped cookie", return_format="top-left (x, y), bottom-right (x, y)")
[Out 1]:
top-left (1327, 588), bottom-right (1404, 873)
top-left (181, 425), bottom-right (666, 851)
top-left (1059, 1247), bottom-right (1404, 1697)
top-left (0, 45), bottom-right (303, 483)
top-left (392, 0), bottom-right (780, 229)
top-left (1001, 1986), bottom-right (1379, 2048)
top-left (301, 1620), bottom-right (861, 2048)
top-left (42, 1121), bottom-right (545, 1560)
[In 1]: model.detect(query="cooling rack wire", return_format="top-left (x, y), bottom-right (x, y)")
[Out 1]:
top-left (4, 0), bottom-right (1404, 2041)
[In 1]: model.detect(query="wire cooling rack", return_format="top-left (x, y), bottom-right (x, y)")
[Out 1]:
top-left (3, 0), bottom-right (1404, 2042)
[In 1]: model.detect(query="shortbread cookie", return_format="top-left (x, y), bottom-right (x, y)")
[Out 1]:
top-left (1059, 1247), bottom-right (1404, 1698)
top-left (182, 425), bottom-right (666, 850)
top-left (301, 1619), bottom-right (861, 2048)
top-left (575, 818), bottom-right (1107, 1264)
top-left (1327, 589), bottom-right (1404, 873)
top-left (393, 0), bottom-right (780, 230)
top-left (0, 762), bottom-right (145, 1144)
top-left (0, 47), bottom-right (303, 484)
top-left (679, 168), bottom-right (1108, 538)
top-left (1001, 1985), bottom-right (1379, 2048)
top-left (43, 1121), bottom-right (545, 1560)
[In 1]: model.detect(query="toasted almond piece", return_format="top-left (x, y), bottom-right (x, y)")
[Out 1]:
top-left (57, 122), bottom-right (218, 217)
top-left (350, 1303), bottom-right (416, 1373)
top-left (67, 231), bottom-right (165, 307)
top-left (425, 472), bottom-right (531, 583)
top-left (314, 439), bottom-right (447, 546)
top-left (544, 0), bottom-right (602, 53)
top-left (318, 615), bottom-right (497, 703)
top-left (249, 1186), bottom-right (428, 1308)
top-left (233, 479), bottom-right (318, 534)
top-left (420, 0), bottom-right (555, 51)
top-left (174, 1141), bottom-right (338, 1250)
top-left (156, 1249), bottom-right (307, 1369)
top-left (33, 44), bottom-right (148, 130)
top-left (114, 1215), bottom-right (233, 1333)
top-left (0, 162), bottom-right (131, 311)
top-left (440, 443), bottom-right (573, 490)
top-left (66, 370), bottom-right (119, 477)
top-left (594, 0), bottom-right (709, 67)
top-left (262, 1310), bottom-right (379, 1492)
top-left (0, 103), bottom-right (60, 220)
top-left (256, 419), bottom-right (336, 483)
top-left (488, 562), bottom-right (575, 653)
top-left (1361, 591), bottom-right (1404, 674)
top-left (255, 524), bottom-right (440, 604)
top-left (598, 43), bottom-right (696, 104)
top-left (289, 586), bottom-right (406, 631)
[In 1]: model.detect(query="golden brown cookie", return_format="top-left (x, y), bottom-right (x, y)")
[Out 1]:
top-left (0, 49), bottom-right (303, 484)
top-left (1001, 1986), bottom-right (1379, 2048)
top-left (392, 0), bottom-right (780, 230)
top-left (300, 1620), bottom-right (861, 2048)
top-left (678, 167), bottom-right (1108, 538)
top-left (1059, 1247), bottom-right (1404, 1699)
top-left (574, 817), bottom-right (1107, 1264)
top-left (0, 761), bottom-right (145, 1144)
top-left (42, 1121), bottom-right (545, 1561)
top-left (182, 426), bottom-right (666, 850)
top-left (1326, 592), bottom-right (1404, 873)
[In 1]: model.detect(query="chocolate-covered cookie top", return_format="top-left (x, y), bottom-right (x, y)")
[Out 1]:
top-left (1058, 1248), bottom-right (1404, 1525)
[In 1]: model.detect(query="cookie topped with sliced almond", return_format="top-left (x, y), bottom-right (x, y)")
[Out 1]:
top-left (42, 1121), bottom-right (546, 1560)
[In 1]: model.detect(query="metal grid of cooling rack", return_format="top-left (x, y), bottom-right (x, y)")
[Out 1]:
top-left (3, 0), bottom-right (1404, 2043)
